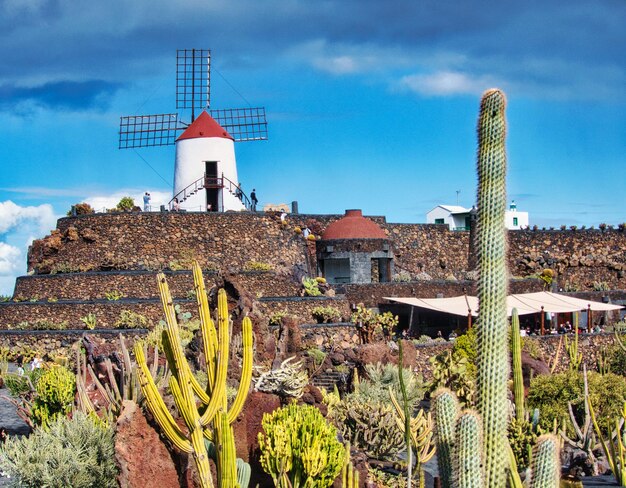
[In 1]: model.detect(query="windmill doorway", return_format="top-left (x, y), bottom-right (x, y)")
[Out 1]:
top-left (205, 161), bottom-right (219, 212)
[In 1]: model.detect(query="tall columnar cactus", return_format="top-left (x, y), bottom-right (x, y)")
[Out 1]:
top-left (341, 443), bottom-right (360, 488)
top-left (529, 435), bottom-right (561, 488)
top-left (511, 309), bottom-right (525, 421)
top-left (454, 411), bottom-right (485, 488)
top-left (475, 88), bottom-right (510, 486)
top-left (433, 388), bottom-right (459, 488)
top-left (135, 262), bottom-right (254, 488)
top-left (565, 312), bottom-right (582, 371)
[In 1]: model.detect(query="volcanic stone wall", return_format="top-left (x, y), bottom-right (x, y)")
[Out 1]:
top-left (23, 212), bottom-right (626, 293)
top-left (509, 229), bottom-right (626, 290)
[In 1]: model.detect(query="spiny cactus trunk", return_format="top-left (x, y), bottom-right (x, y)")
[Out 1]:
top-left (511, 309), bottom-right (524, 421)
top-left (475, 88), bottom-right (509, 487)
top-left (454, 411), bottom-right (485, 488)
top-left (433, 388), bottom-right (459, 487)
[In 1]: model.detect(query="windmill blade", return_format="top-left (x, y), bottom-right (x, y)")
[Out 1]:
top-left (177, 49), bottom-right (210, 112)
top-left (118, 113), bottom-right (184, 149)
top-left (210, 107), bottom-right (268, 142)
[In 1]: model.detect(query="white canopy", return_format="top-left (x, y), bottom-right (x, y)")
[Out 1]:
top-left (384, 291), bottom-right (623, 318)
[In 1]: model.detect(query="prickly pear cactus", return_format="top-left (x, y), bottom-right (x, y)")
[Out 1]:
top-left (475, 88), bottom-right (509, 486)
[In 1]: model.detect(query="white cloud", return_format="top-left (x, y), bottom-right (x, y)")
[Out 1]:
top-left (290, 40), bottom-right (413, 75)
top-left (396, 70), bottom-right (497, 97)
top-left (0, 200), bottom-right (57, 235)
top-left (0, 242), bottom-right (21, 276)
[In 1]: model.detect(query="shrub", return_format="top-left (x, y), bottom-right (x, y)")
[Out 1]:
top-left (609, 343), bottom-right (626, 375)
top-left (452, 328), bottom-right (477, 369)
top-left (414, 335), bottom-right (433, 344)
top-left (8, 320), bottom-right (68, 331)
top-left (66, 202), bottom-right (95, 216)
top-left (31, 365), bottom-right (76, 427)
top-left (428, 350), bottom-right (475, 407)
top-left (114, 310), bottom-right (148, 329)
top-left (311, 306), bottom-right (341, 323)
top-left (104, 290), bottom-right (124, 301)
top-left (80, 313), bottom-right (97, 330)
top-left (0, 413), bottom-right (117, 487)
top-left (268, 310), bottom-right (287, 326)
top-left (353, 362), bottom-right (424, 409)
top-left (243, 260), bottom-right (273, 271)
top-left (302, 277), bottom-right (322, 296)
top-left (258, 402), bottom-right (344, 487)
top-left (392, 271), bottom-right (412, 282)
top-left (115, 196), bottom-right (134, 211)
top-left (333, 398), bottom-right (405, 459)
top-left (527, 370), bottom-right (626, 434)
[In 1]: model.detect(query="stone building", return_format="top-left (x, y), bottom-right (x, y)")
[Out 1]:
top-left (316, 209), bottom-right (393, 284)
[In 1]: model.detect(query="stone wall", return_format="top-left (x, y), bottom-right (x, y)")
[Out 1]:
top-left (509, 229), bottom-right (626, 290)
top-left (25, 212), bottom-right (626, 292)
top-left (12, 270), bottom-right (301, 301)
top-left (344, 278), bottom-right (545, 307)
top-left (0, 300), bottom-right (197, 330)
top-left (256, 296), bottom-right (352, 324)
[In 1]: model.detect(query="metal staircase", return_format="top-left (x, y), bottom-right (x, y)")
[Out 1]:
top-left (168, 173), bottom-right (252, 211)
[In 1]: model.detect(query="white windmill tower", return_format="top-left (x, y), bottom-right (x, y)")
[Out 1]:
top-left (119, 49), bottom-right (267, 212)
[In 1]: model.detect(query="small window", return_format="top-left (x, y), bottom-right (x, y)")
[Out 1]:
top-left (435, 218), bottom-right (445, 224)
top-left (513, 217), bottom-right (518, 226)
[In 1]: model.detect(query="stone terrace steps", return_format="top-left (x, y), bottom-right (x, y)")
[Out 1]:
top-left (311, 370), bottom-right (346, 390)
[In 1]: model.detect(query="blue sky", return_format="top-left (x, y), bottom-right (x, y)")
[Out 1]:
top-left (0, 0), bottom-right (624, 295)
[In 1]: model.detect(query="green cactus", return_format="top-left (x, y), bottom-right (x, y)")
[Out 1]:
top-left (511, 309), bottom-right (525, 421)
top-left (454, 410), bottom-right (485, 488)
top-left (258, 402), bottom-right (345, 488)
top-left (31, 365), bottom-right (76, 427)
top-left (341, 443), bottom-right (360, 488)
top-left (135, 262), bottom-right (253, 488)
top-left (529, 435), bottom-right (560, 488)
top-left (475, 87), bottom-right (510, 486)
top-left (433, 388), bottom-right (459, 487)
top-left (333, 398), bottom-right (405, 459)
top-left (565, 312), bottom-right (582, 371)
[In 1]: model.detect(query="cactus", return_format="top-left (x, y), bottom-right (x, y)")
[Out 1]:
top-left (454, 410), bottom-right (485, 488)
top-left (475, 88), bottom-right (510, 486)
top-left (565, 313), bottom-right (582, 371)
top-left (30, 364), bottom-right (76, 427)
top-left (433, 388), bottom-right (459, 487)
top-left (529, 435), bottom-right (560, 488)
top-left (135, 262), bottom-right (254, 488)
top-left (511, 309), bottom-right (525, 421)
top-left (333, 398), bottom-right (406, 459)
top-left (341, 443), bottom-right (360, 488)
top-left (258, 402), bottom-right (345, 488)
top-left (389, 388), bottom-right (435, 488)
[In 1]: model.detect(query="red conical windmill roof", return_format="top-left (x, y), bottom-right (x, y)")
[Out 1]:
top-left (176, 111), bottom-right (234, 141)
top-left (322, 210), bottom-right (388, 240)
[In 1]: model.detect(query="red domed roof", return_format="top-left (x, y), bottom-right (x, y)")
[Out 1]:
top-left (322, 210), bottom-right (388, 240)
top-left (176, 111), bottom-right (234, 141)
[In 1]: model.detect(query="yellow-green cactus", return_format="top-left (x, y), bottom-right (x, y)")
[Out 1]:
top-left (135, 262), bottom-right (253, 488)
top-left (31, 364), bottom-right (76, 427)
top-left (258, 402), bottom-right (345, 488)
top-left (511, 309), bottom-right (524, 421)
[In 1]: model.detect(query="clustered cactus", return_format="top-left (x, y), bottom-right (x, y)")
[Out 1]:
top-left (135, 262), bottom-right (253, 488)
top-left (258, 402), bottom-right (345, 488)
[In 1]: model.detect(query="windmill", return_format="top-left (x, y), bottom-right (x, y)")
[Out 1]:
top-left (118, 49), bottom-right (267, 212)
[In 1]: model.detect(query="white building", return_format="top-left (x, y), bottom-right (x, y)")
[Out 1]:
top-left (173, 111), bottom-right (247, 212)
top-left (427, 201), bottom-right (529, 230)
top-left (426, 205), bottom-right (472, 230)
